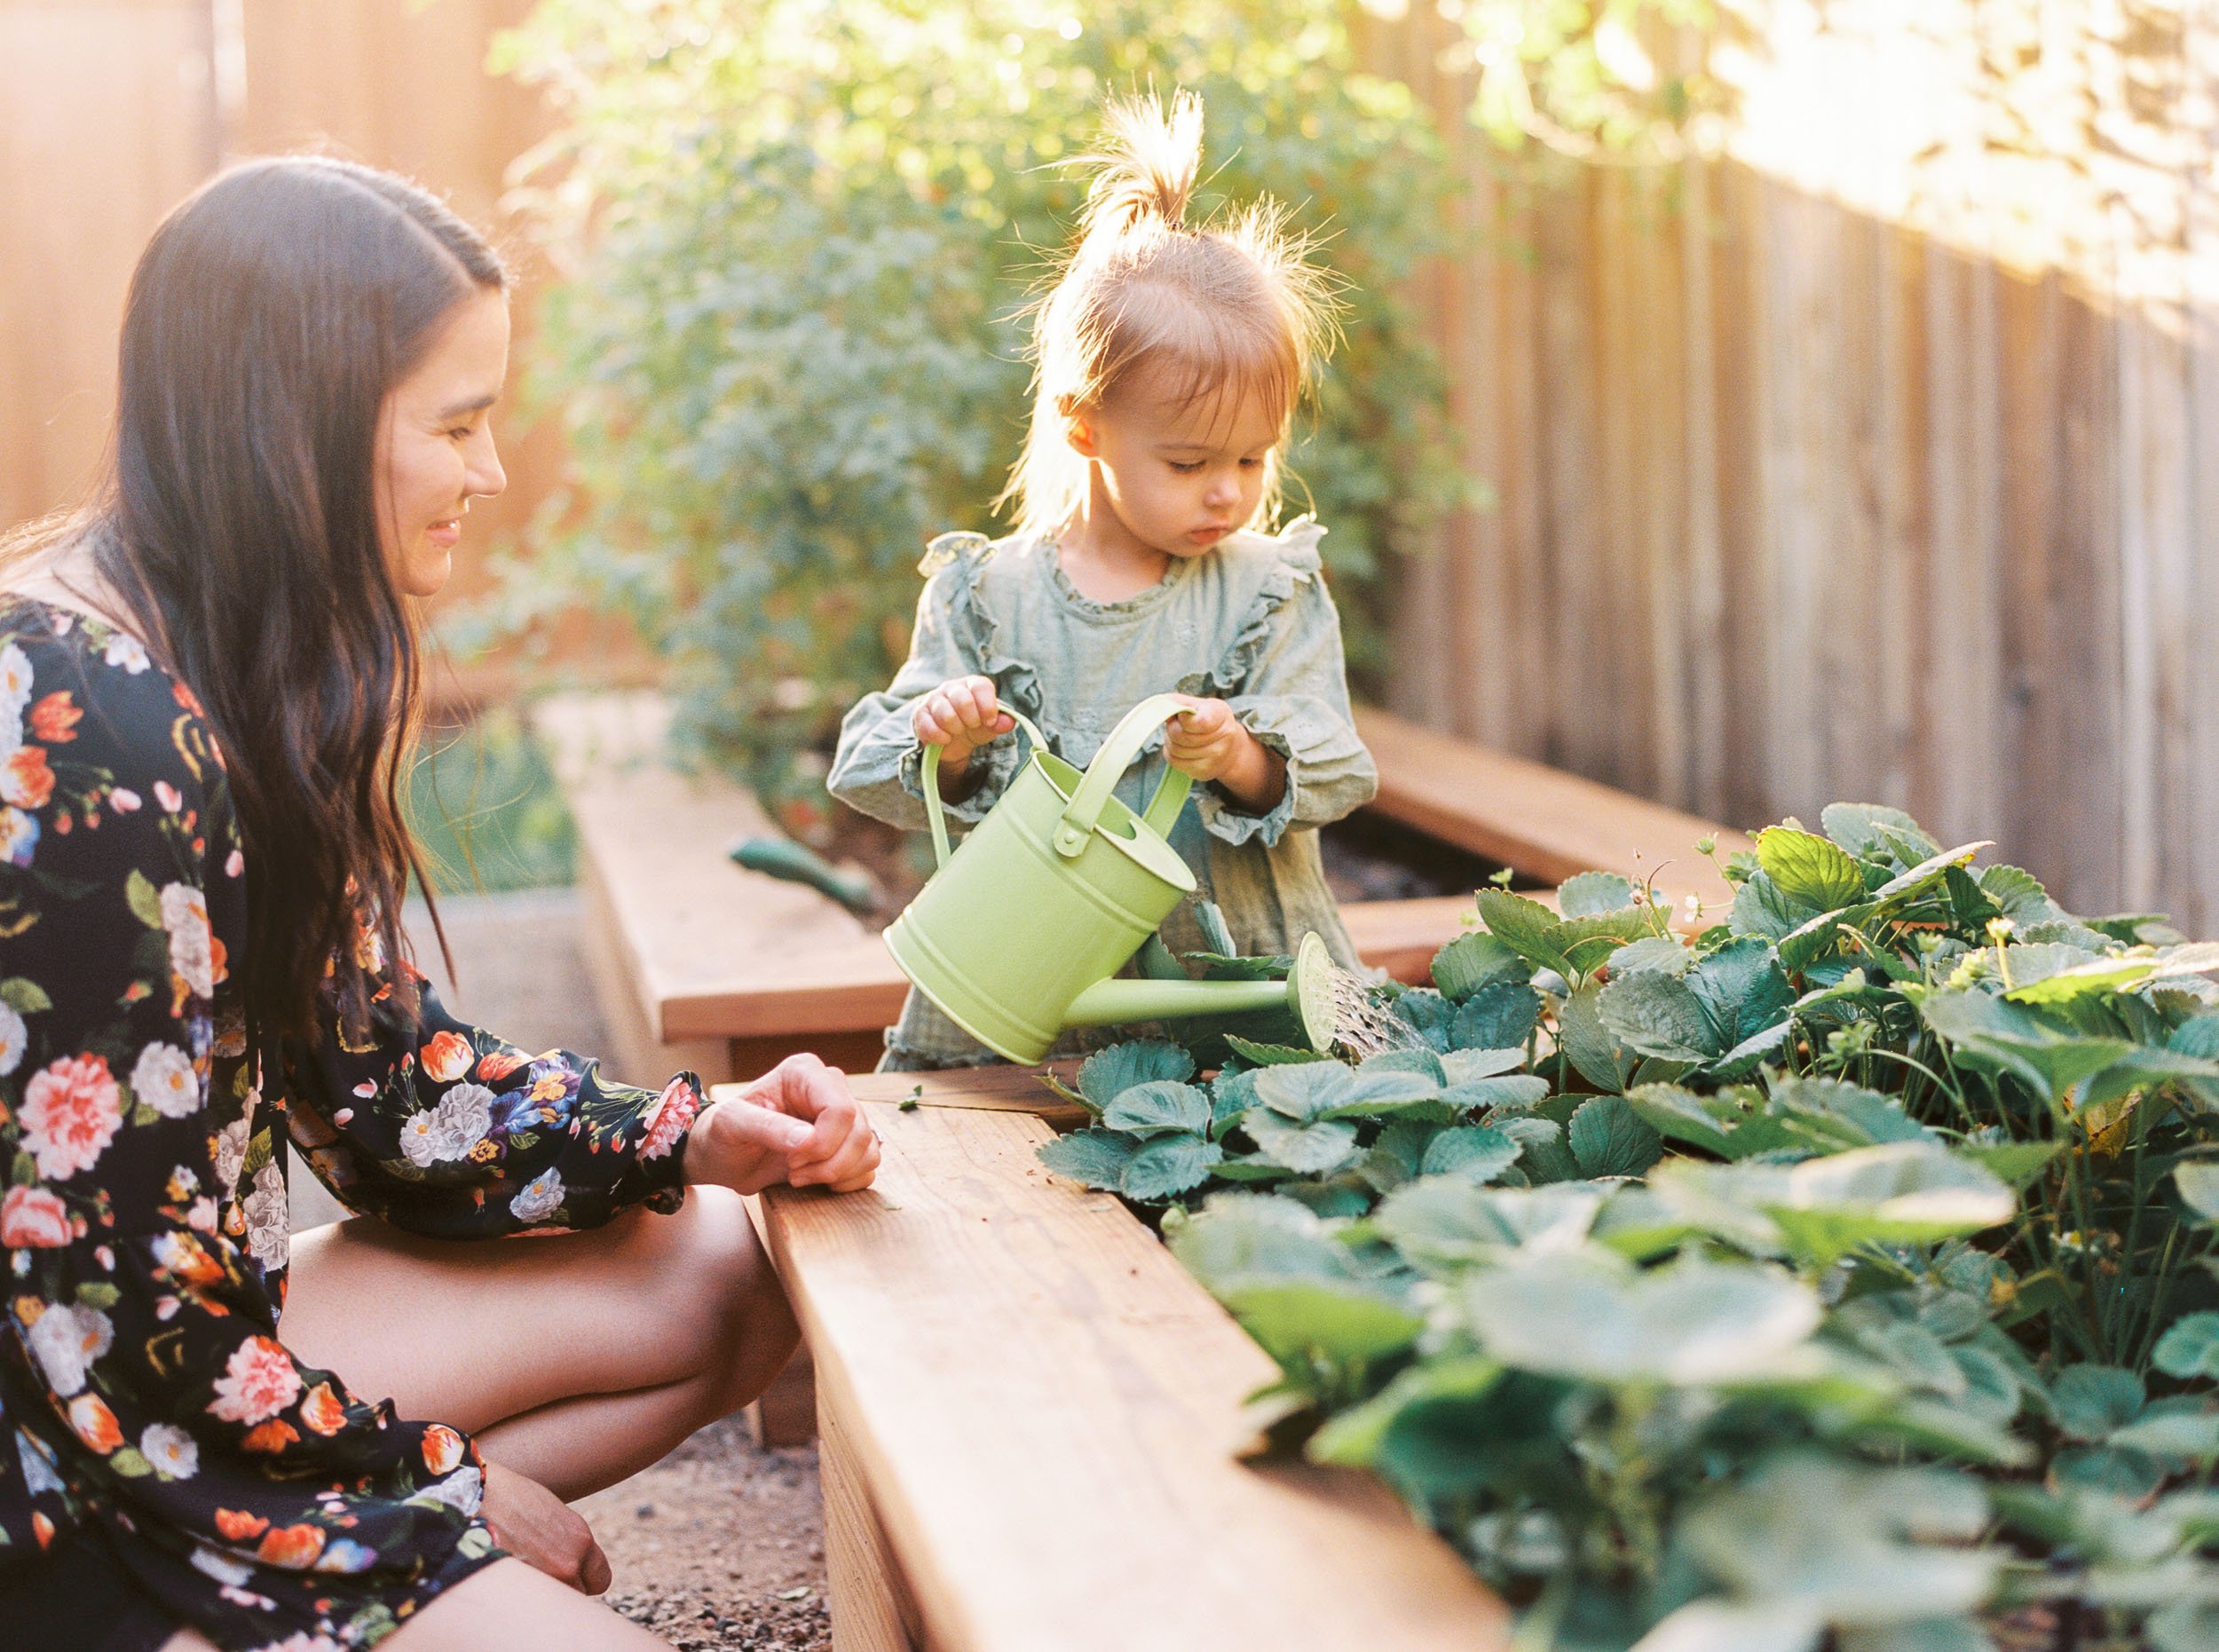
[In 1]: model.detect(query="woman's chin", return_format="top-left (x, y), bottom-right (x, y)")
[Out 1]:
top-left (402, 546), bottom-right (454, 598)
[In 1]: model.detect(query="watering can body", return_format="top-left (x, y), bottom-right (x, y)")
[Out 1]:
top-left (883, 695), bottom-right (1201, 1064)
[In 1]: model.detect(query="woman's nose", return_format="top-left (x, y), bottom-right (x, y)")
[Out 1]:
top-left (470, 431), bottom-right (509, 500)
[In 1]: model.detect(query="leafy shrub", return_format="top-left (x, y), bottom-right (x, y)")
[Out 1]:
top-left (480, 0), bottom-right (1468, 817)
top-left (1043, 805), bottom-right (2219, 1649)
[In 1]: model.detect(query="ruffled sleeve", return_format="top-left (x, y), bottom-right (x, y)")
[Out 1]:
top-left (1175, 518), bottom-right (1378, 848)
top-left (827, 532), bottom-right (1039, 831)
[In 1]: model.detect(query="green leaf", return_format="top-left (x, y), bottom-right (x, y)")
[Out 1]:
top-left (1449, 983), bottom-right (1540, 1052)
top-left (2172, 1016), bottom-right (2219, 1060)
top-left (1770, 1077), bottom-right (1932, 1150)
top-left (1608, 936), bottom-right (1694, 976)
top-left (2108, 1411), bottom-right (2219, 1460)
top-left (1759, 1144), bottom-right (2017, 1264)
top-left (1242, 1110), bottom-right (1360, 1175)
top-left (1101, 1080), bottom-right (1212, 1138)
top-left (2005, 955), bottom-right (2160, 1005)
top-left (1220, 1280), bottom-right (1423, 1369)
top-left (2154, 1314), bottom-right (2219, 1380)
top-left (75, 1282), bottom-right (121, 1309)
top-left (1255, 1063), bottom-right (1437, 1123)
top-left (1441, 1074), bottom-right (1550, 1116)
top-left (107, 1447), bottom-right (154, 1479)
top-left (1630, 1601), bottom-right (1821, 1652)
top-left (1223, 1036), bottom-right (1324, 1068)
top-left (1598, 969), bottom-right (1719, 1063)
top-left (1192, 899), bottom-right (1236, 958)
top-left (1688, 937), bottom-right (1795, 1046)
top-left (1557, 870), bottom-right (1635, 917)
top-left (0, 977), bottom-right (51, 1014)
top-left (1568, 1095), bottom-right (1663, 1177)
top-left (1824, 802), bottom-right (1942, 862)
top-left (1978, 864), bottom-right (2057, 920)
top-left (1076, 1041), bottom-right (1195, 1111)
top-left (2050, 1363), bottom-right (2145, 1442)
top-left (1918, 989), bottom-right (2136, 1103)
top-left (1307, 1356), bottom-right (1504, 1469)
top-left (1758, 826), bottom-right (1868, 913)
top-left (2150, 1603), bottom-right (2219, 1652)
top-left (1120, 1134), bottom-right (1223, 1201)
top-left (1560, 979), bottom-right (1639, 1092)
top-left (1036, 1128), bottom-right (1137, 1191)
top-left (2176, 1162), bottom-right (2219, 1222)
top-left (1390, 988), bottom-right (1457, 1052)
top-left (1625, 1083), bottom-right (1737, 1157)
top-left (1441, 1047), bottom-right (1528, 1084)
top-left (1457, 1249), bottom-right (1821, 1384)
top-left (1429, 930), bottom-right (1526, 1000)
top-left (1166, 1195), bottom-right (1362, 1291)
top-left (1963, 1139), bottom-right (2064, 1190)
top-left (124, 868), bottom-right (164, 929)
top-left (1473, 889), bottom-right (1568, 974)
top-left (1420, 1126), bottom-right (1520, 1183)
top-left (240, 1127), bottom-right (273, 1182)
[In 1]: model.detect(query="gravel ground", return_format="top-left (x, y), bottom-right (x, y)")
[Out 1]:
top-left (289, 888), bottom-right (828, 1649)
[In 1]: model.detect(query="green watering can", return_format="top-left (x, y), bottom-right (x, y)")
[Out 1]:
top-left (883, 692), bottom-right (1338, 1065)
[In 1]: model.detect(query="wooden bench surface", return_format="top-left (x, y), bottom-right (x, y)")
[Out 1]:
top-left (744, 1071), bottom-right (1508, 1652)
top-left (1356, 705), bottom-right (1749, 914)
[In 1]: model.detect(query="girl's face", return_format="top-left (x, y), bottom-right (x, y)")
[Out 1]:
top-left (1068, 369), bottom-right (1283, 558)
top-left (374, 288), bottom-right (511, 599)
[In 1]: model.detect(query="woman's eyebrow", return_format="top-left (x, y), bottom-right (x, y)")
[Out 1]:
top-left (435, 391), bottom-right (500, 420)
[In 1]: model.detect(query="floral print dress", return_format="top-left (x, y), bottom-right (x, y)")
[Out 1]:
top-left (0, 598), bottom-right (706, 1649)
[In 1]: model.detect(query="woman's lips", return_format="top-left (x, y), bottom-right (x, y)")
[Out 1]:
top-left (425, 519), bottom-right (462, 548)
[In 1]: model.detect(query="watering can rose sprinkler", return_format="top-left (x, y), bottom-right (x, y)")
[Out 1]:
top-left (882, 693), bottom-right (1339, 1065)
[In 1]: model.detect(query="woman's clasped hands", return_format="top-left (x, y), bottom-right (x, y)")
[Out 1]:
top-left (683, 1052), bottom-right (881, 1196)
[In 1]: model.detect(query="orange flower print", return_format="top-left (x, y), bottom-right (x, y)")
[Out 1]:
top-left (67, 1394), bottom-right (123, 1454)
top-left (420, 1032), bottom-right (473, 1084)
top-left (299, 1380), bottom-right (348, 1437)
top-left (214, 1506), bottom-right (270, 1543)
top-left (207, 1335), bottom-right (300, 1425)
top-left (171, 678), bottom-right (208, 720)
top-left (0, 745), bottom-right (53, 810)
top-left (421, 1424), bottom-right (466, 1475)
top-left (241, 1419), bottom-right (300, 1455)
top-left (28, 690), bottom-right (80, 744)
top-left (640, 1079), bottom-right (698, 1162)
top-left (476, 1049), bottom-right (526, 1083)
top-left (256, 1523), bottom-right (328, 1569)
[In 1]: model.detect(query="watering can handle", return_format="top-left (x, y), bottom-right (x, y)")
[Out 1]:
top-left (1054, 692), bottom-right (1195, 860)
top-left (916, 707), bottom-right (1049, 871)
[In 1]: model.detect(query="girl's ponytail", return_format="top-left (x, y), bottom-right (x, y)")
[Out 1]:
top-left (1074, 90), bottom-right (1204, 254)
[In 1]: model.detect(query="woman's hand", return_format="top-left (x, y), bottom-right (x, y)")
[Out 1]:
top-left (480, 1459), bottom-right (612, 1595)
top-left (911, 675), bottom-right (1013, 775)
top-left (683, 1052), bottom-right (881, 1196)
top-left (1165, 696), bottom-right (1286, 814)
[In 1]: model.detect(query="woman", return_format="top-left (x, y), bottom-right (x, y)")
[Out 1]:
top-left (0, 156), bottom-right (880, 1649)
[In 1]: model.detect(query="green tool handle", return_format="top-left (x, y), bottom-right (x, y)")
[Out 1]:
top-left (918, 708), bottom-right (1048, 871)
top-left (729, 835), bottom-right (877, 916)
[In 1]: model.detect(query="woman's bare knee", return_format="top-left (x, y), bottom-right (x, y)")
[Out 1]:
top-left (159, 1632), bottom-right (220, 1652)
top-left (382, 1557), bottom-right (668, 1649)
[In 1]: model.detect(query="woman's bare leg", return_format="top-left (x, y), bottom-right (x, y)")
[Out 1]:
top-left (280, 1185), bottom-right (800, 1498)
top-left (159, 1557), bottom-right (675, 1651)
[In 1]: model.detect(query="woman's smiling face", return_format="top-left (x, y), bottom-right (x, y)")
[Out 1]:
top-left (374, 288), bottom-right (511, 598)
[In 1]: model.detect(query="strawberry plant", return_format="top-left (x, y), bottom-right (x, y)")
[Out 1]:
top-left (1039, 804), bottom-right (2219, 1651)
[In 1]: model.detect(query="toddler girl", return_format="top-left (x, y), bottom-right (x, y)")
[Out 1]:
top-left (829, 91), bottom-right (1377, 1071)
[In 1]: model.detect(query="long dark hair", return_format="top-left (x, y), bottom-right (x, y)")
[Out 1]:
top-left (83, 156), bottom-right (504, 1042)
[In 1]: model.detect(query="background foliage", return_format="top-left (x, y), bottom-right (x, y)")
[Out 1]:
top-left (479, 0), bottom-right (1468, 820)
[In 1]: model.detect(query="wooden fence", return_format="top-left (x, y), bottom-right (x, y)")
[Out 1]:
top-left (1379, 1), bottom-right (2219, 935)
top-left (6, 1), bottom-right (2219, 930)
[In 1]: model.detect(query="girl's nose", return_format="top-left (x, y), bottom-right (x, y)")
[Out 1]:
top-left (1204, 472), bottom-right (1236, 508)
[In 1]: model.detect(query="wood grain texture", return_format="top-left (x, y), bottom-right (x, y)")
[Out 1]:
top-left (759, 1095), bottom-right (1508, 1652)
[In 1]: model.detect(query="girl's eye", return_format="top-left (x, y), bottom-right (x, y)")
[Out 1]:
top-left (1239, 456), bottom-right (1263, 469)
top-left (1169, 460), bottom-right (1204, 474)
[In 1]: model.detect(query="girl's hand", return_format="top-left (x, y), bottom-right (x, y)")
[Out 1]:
top-left (1165, 696), bottom-right (1287, 815)
top-left (683, 1053), bottom-right (882, 1196)
top-left (912, 675), bottom-right (1013, 771)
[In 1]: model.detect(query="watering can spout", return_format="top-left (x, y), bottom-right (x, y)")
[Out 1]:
top-left (1063, 932), bottom-right (1336, 1047)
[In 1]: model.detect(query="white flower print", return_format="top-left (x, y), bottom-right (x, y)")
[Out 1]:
top-left (159, 882), bottom-right (215, 1000)
top-left (398, 1083), bottom-right (494, 1168)
top-left (0, 1000), bottom-right (22, 1077)
top-left (0, 806), bottom-right (37, 867)
top-left (130, 1040), bottom-right (201, 1118)
top-left (141, 1421), bottom-right (199, 1481)
top-left (190, 1545), bottom-right (254, 1587)
top-left (509, 1168), bottom-right (565, 1224)
top-left (26, 1300), bottom-right (114, 1396)
top-left (243, 1160), bottom-right (288, 1273)
top-left (103, 632), bottom-right (150, 674)
top-left (0, 643), bottom-right (31, 720)
top-left (211, 1115), bottom-right (250, 1196)
top-left (420, 1465), bottom-right (485, 1514)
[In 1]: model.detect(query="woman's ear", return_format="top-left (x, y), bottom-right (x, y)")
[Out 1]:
top-left (1060, 398), bottom-right (1101, 459)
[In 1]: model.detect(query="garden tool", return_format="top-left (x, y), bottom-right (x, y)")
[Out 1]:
top-left (727, 833), bottom-right (880, 917)
top-left (883, 692), bottom-right (1339, 1064)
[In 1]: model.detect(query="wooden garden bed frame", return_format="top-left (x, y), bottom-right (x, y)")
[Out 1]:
top-left (737, 1066), bottom-right (1512, 1651)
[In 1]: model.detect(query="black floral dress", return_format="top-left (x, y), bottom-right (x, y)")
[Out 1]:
top-left (0, 598), bottom-right (706, 1648)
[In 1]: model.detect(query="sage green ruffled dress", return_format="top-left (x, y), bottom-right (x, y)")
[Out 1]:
top-left (828, 517), bottom-right (1378, 1071)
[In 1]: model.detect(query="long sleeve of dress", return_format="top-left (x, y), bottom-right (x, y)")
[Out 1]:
top-left (0, 613), bottom-right (497, 1638)
top-left (1178, 537), bottom-right (1378, 850)
top-left (285, 975), bottom-right (699, 1243)
top-left (827, 534), bottom-right (1031, 833)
